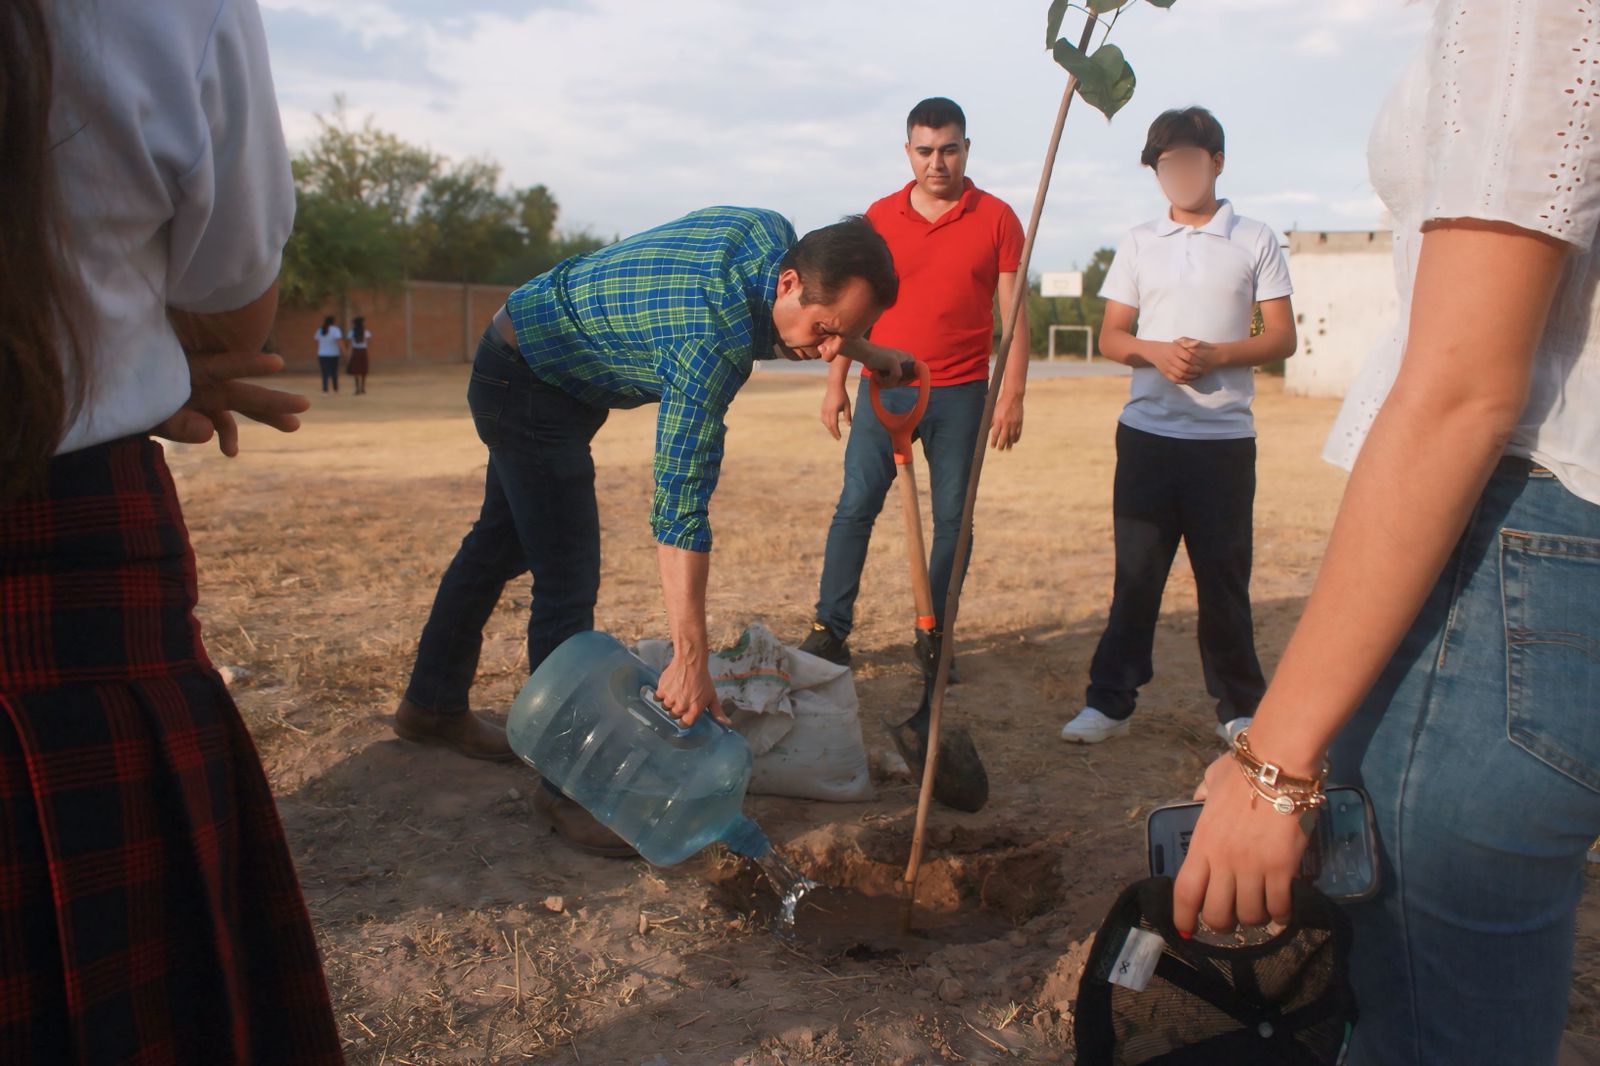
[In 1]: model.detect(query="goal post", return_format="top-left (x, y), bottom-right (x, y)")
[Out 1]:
top-left (1047, 324), bottom-right (1095, 362)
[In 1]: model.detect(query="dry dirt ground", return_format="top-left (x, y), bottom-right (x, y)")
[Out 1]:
top-left (163, 363), bottom-right (1600, 1065)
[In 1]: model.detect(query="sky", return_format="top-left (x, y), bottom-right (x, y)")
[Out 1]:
top-left (259, 0), bottom-right (1432, 273)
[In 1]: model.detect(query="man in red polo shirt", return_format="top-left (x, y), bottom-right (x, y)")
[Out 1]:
top-left (800, 97), bottom-right (1029, 683)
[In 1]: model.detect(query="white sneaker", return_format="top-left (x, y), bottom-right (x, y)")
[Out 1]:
top-left (1216, 716), bottom-right (1253, 746)
top-left (1060, 707), bottom-right (1130, 744)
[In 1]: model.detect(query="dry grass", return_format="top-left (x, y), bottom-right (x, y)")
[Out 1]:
top-left (161, 365), bottom-right (1599, 1064)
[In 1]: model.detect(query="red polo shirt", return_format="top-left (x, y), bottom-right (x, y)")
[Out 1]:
top-left (863, 178), bottom-right (1025, 387)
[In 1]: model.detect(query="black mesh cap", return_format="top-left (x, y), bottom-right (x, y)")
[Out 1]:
top-left (1074, 876), bottom-right (1357, 1065)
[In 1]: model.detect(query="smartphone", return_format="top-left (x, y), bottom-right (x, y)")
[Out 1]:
top-left (1146, 785), bottom-right (1380, 902)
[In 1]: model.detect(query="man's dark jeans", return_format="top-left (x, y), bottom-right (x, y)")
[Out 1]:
top-left (404, 326), bottom-right (608, 715)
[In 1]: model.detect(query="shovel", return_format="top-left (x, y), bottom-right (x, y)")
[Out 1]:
top-left (869, 361), bottom-right (989, 814)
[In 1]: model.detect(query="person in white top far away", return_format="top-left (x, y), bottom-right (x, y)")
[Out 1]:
top-left (313, 314), bottom-right (344, 393)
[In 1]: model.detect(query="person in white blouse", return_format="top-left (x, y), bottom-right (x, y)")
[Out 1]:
top-left (0, 0), bottom-right (341, 1059)
top-left (314, 315), bottom-right (345, 393)
top-left (1173, 3), bottom-right (1600, 1063)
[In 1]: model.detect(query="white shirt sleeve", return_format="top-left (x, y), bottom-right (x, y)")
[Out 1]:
top-left (166, 0), bottom-right (294, 312)
top-left (1098, 234), bottom-right (1140, 308)
top-left (1253, 225), bottom-right (1293, 301)
top-left (1421, 0), bottom-right (1600, 250)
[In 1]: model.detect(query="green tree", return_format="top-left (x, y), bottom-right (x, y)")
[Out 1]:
top-left (279, 99), bottom-right (437, 306)
top-left (278, 192), bottom-right (407, 308)
top-left (486, 185), bottom-right (610, 285)
top-left (280, 98), bottom-right (611, 304)
top-left (292, 98), bottom-right (439, 224)
top-left (411, 158), bottom-right (522, 282)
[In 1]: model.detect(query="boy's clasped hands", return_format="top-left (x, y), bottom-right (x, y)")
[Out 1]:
top-left (1150, 335), bottom-right (1221, 385)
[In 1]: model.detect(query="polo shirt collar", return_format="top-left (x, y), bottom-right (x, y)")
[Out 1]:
top-left (1154, 197), bottom-right (1236, 238)
top-left (897, 177), bottom-right (981, 227)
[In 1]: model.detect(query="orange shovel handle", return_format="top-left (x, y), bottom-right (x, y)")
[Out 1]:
top-left (868, 359), bottom-right (932, 462)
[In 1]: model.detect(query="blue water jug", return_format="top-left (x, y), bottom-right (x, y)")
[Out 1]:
top-left (506, 630), bottom-right (773, 866)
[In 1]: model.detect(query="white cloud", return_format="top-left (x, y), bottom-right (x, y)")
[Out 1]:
top-left (1295, 29), bottom-right (1342, 56)
top-left (261, 0), bottom-right (1427, 270)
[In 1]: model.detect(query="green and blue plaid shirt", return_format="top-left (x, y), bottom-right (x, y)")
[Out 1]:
top-left (505, 207), bottom-right (796, 552)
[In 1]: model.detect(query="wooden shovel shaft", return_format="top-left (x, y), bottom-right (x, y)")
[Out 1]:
top-left (896, 461), bottom-right (936, 627)
top-left (900, 18), bottom-right (1094, 909)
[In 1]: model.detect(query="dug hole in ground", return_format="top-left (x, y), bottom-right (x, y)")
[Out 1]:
top-left (169, 365), bottom-right (1600, 1065)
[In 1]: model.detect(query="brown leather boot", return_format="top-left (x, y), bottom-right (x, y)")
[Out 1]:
top-left (533, 787), bottom-right (638, 859)
top-left (393, 699), bottom-right (518, 762)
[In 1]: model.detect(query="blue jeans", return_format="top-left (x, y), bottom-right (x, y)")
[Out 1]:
top-left (1331, 457), bottom-right (1600, 1065)
top-left (318, 355), bottom-right (339, 392)
top-left (404, 327), bottom-right (608, 714)
top-left (814, 379), bottom-right (985, 637)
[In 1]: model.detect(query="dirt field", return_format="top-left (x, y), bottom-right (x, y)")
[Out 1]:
top-left (163, 363), bottom-right (1599, 1064)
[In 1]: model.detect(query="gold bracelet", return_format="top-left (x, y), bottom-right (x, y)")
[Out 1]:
top-left (1238, 762), bottom-right (1328, 815)
top-left (1233, 731), bottom-right (1327, 789)
top-left (1232, 730), bottom-right (1328, 815)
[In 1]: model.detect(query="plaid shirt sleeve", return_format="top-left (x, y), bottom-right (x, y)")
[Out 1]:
top-left (650, 333), bottom-right (748, 552)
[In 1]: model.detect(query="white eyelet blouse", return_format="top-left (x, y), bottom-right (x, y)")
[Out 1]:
top-left (1324, 0), bottom-right (1600, 507)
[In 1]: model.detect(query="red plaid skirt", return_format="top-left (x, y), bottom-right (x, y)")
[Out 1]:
top-left (0, 437), bottom-right (343, 1064)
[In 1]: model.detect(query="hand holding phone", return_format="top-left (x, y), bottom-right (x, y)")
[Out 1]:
top-left (1146, 785), bottom-right (1380, 902)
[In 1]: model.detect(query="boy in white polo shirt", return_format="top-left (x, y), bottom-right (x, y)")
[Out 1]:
top-left (1060, 107), bottom-right (1297, 746)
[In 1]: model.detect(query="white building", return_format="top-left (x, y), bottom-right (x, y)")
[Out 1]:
top-left (1283, 230), bottom-right (1397, 398)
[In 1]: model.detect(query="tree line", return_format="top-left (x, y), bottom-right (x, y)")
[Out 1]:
top-left (281, 99), bottom-right (1116, 361)
top-left (279, 99), bottom-right (610, 309)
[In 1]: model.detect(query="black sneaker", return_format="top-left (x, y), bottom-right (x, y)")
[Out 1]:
top-left (914, 628), bottom-right (960, 685)
top-left (798, 620), bottom-right (850, 665)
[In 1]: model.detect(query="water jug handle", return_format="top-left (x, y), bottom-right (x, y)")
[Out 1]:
top-left (635, 685), bottom-right (714, 740)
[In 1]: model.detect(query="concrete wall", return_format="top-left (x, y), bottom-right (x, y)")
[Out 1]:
top-left (272, 280), bottom-right (517, 371)
top-left (1283, 230), bottom-right (1398, 398)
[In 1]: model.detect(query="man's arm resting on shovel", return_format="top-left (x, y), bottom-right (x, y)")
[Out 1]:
top-left (817, 337), bottom-right (913, 440)
top-left (830, 336), bottom-right (911, 387)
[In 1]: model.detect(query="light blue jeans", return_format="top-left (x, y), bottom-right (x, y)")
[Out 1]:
top-left (1331, 457), bottom-right (1600, 1065)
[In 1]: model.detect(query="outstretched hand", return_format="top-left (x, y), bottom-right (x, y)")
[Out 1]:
top-left (821, 336), bottom-right (912, 389)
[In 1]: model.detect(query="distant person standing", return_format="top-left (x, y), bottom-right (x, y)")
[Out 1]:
top-left (314, 315), bottom-right (343, 393)
top-left (348, 315), bottom-right (371, 394)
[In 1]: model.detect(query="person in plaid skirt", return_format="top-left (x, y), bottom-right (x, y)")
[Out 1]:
top-left (0, 0), bottom-right (342, 1061)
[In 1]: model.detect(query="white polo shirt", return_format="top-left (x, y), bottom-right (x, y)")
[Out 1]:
top-left (1098, 199), bottom-right (1293, 440)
